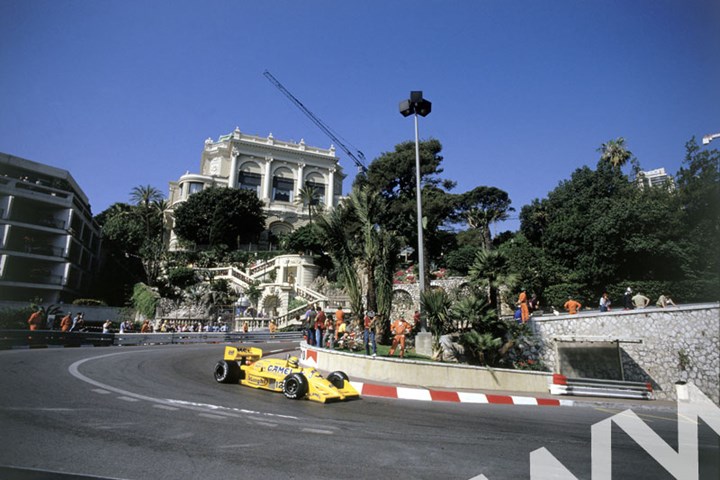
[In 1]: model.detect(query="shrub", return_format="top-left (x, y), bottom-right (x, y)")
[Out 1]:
top-left (132, 283), bottom-right (160, 319)
top-left (72, 298), bottom-right (108, 306)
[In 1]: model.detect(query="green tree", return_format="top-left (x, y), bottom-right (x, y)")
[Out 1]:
top-left (598, 137), bottom-right (632, 169)
top-left (296, 182), bottom-right (323, 224)
top-left (173, 187), bottom-right (266, 248)
top-left (357, 139), bottom-right (457, 269)
top-left (674, 138), bottom-right (720, 300)
top-left (454, 186), bottom-right (514, 251)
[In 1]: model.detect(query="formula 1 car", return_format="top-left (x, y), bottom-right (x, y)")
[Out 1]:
top-left (213, 346), bottom-right (360, 403)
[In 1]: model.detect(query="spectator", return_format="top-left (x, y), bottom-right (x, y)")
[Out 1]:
top-left (599, 292), bottom-right (611, 312)
top-left (242, 321), bottom-right (249, 333)
top-left (27, 308), bottom-right (44, 331)
top-left (269, 319), bottom-right (277, 334)
top-left (325, 314), bottom-right (335, 349)
top-left (529, 294), bottom-right (540, 314)
top-left (335, 306), bottom-right (344, 327)
top-left (102, 319), bottom-right (112, 333)
top-left (623, 287), bottom-right (634, 310)
top-left (140, 320), bottom-right (152, 333)
top-left (389, 316), bottom-right (412, 358)
top-left (517, 288), bottom-right (530, 323)
top-left (314, 307), bottom-right (326, 348)
top-left (60, 312), bottom-right (72, 332)
top-left (564, 297), bottom-right (582, 314)
top-left (632, 292), bottom-right (650, 308)
top-left (656, 294), bottom-right (676, 308)
top-left (363, 311), bottom-right (377, 357)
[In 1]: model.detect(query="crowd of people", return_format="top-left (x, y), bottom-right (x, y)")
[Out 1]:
top-left (301, 304), bottom-right (418, 359)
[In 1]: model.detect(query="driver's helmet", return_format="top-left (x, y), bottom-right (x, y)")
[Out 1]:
top-left (287, 356), bottom-right (299, 368)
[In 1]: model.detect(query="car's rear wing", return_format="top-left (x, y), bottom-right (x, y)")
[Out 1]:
top-left (223, 346), bottom-right (263, 362)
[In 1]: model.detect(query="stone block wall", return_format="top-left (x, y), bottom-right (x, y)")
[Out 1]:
top-left (531, 303), bottom-right (720, 404)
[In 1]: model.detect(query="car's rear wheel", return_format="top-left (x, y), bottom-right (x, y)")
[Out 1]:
top-left (283, 373), bottom-right (308, 399)
top-left (327, 371), bottom-right (349, 389)
top-left (214, 360), bottom-right (241, 384)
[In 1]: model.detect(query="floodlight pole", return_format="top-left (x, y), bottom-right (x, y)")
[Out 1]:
top-left (399, 91), bottom-right (432, 333)
top-left (413, 112), bottom-right (426, 303)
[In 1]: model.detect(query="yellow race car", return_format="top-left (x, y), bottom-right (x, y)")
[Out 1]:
top-left (213, 346), bottom-right (360, 403)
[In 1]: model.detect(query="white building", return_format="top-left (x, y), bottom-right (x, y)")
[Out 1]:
top-left (167, 127), bottom-right (345, 249)
top-left (637, 167), bottom-right (675, 190)
top-left (0, 153), bottom-right (102, 302)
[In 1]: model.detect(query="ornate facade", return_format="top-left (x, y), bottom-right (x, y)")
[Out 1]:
top-left (167, 127), bottom-right (345, 249)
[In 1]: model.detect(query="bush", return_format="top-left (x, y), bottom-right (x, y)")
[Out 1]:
top-left (0, 307), bottom-right (32, 329)
top-left (72, 298), bottom-right (108, 306)
top-left (132, 283), bottom-right (160, 319)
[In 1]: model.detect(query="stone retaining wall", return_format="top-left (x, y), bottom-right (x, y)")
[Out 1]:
top-left (531, 303), bottom-right (720, 403)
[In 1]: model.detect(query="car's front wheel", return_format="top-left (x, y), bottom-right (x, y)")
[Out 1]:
top-left (282, 372), bottom-right (308, 399)
top-left (327, 371), bottom-right (349, 389)
top-left (214, 360), bottom-right (241, 384)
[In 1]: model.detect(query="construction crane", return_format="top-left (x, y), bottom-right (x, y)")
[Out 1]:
top-left (263, 70), bottom-right (368, 173)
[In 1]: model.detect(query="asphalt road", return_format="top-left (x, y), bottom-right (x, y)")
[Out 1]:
top-left (0, 343), bottom-right (717, 480)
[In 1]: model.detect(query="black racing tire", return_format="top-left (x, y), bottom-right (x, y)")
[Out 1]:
top-left (327, 371), bottom-right (349, 389)
top-left (283, 372), bottom-right (308, 400)
top-left (214, 360), bottom-right (241, 384)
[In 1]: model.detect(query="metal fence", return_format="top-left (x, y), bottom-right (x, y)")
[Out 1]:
top-left (0, 330), bottom-right (302, 350)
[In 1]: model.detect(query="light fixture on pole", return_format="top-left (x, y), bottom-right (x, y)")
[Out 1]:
top-left (399, 91), bottom-right (431, 332)
top-left (702, 132), bottom-right (720, 145)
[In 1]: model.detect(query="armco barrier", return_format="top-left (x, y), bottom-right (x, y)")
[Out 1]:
top-left (0, 330), bottom-right (302, 349)
top-left (0, 329), bottom-right (114, 349)
top-left (549, 373), bottom-right (654, 400)
top-left (113, 331), bottom-right (302, 346)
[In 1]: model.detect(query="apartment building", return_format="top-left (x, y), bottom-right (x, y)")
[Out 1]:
top-left (0, 153), bottom-right (101, 302)
top-left (167, 127), bottom-right (345, 249)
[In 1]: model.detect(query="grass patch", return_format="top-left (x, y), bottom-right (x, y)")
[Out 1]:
top-left (334, 343), bottom-right (431, 361)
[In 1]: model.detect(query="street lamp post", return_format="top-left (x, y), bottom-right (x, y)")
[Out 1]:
top-left (400, 91), bottom-right (431, 333)
top-left (702, 132), bottom-right (720, 145)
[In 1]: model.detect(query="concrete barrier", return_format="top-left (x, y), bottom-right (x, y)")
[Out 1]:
top-left (301, 344), bottom-right (552, 394)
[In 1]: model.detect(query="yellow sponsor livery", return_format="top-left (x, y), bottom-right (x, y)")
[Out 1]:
top-left (213, 346), bottom-right (360, 403)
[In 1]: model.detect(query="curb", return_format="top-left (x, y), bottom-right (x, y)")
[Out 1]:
top-left (349, 381), bottom-right (575, 407)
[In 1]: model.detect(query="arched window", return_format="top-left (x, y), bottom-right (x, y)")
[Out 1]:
top-left (304, 172), bottom-right (326, 205)
top-left (238, 161), bottom-right (262, 196)
top-left (272, 167), bottom-right (294, 202)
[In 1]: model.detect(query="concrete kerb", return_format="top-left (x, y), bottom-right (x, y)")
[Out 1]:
top-left (298, 343), bottom-right (676, 410)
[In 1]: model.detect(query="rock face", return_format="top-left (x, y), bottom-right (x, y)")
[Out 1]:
top-left (531, 303), bottom-right (720, 404)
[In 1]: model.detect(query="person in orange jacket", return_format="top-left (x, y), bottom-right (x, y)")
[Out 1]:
top-left (518, 288), bottom-right (529, 323)
top-left (564, 297), bottom-right (582, 314)
top-left (389, 316), bottom-right (412, 358)
top-left (60, 312), bottom-right (73, 332)
top-left (27, 308), bottom-right (44, 331)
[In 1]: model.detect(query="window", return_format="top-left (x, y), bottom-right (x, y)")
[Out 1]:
top-left (188, 182), bottom-right (204, 195)
top-left (238, 172), bottom-right (262, 196)
top-left (272, 177), bottom-right (294, 202)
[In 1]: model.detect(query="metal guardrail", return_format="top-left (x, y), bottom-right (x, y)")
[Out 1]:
top-left (113, 331), bottom-right (302, 346)
top-left (549, 373), bottom-right (654, 400)
top-left (0, 330), bottom-right (302, 349)
top-left (0, 330), bottom-right (114, 349)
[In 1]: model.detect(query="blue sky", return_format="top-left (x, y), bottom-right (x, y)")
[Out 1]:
top-left (1, 0), bottom-right (719, 232)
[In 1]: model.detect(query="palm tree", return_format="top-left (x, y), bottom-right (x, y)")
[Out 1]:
top-left (468, 249), bottom-right (518, 314)
top-left (130, 185), bottom-right (164, 209)
top-left (296, 182), bottom-right (321, 224)
top-left (316, 202), bottom-right (364, 321)
top-left (598, 137), bottom-right (632, 169)
top-left (420, 288), bottom-right (453, 360)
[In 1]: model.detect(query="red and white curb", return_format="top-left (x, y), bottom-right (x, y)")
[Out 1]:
top-left (349, 381), bottom-right (573, 406)
top-left (302, 348), bottom-right (572, 407)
